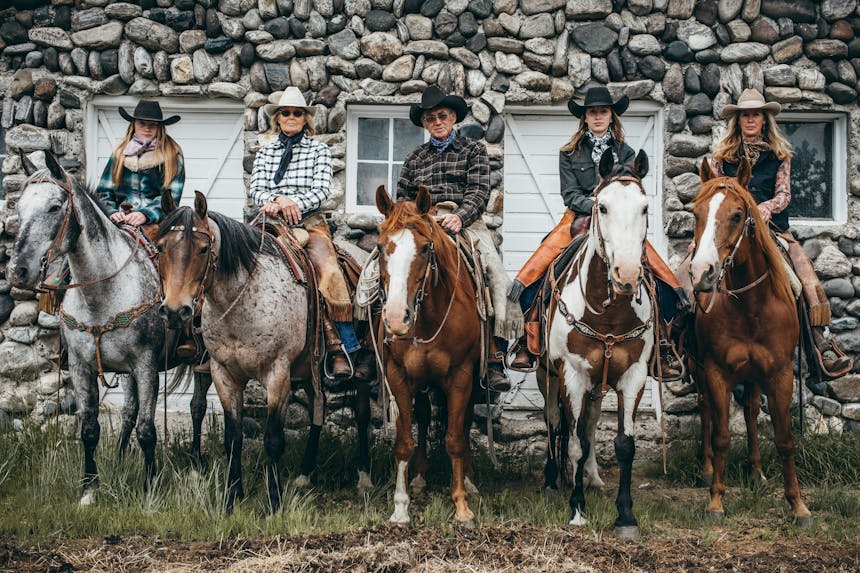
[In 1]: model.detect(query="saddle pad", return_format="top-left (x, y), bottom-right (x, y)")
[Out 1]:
top-left (540, 233), bottom-right (588, 306)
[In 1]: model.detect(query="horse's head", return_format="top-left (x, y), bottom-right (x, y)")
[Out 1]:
top-left (690, 158), bottom-right (754, 292)
top-left (155, 191), bottom-right (217, 328)
top-left (592, 148), bottom-right (650, 295)
top-left (7, 152), bottom-right (78, 290)
top-left (375, 184), bottom-right (439, 336)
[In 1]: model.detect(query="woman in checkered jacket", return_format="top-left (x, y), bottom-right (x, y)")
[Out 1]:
top-left (250, 87), bottom-right (372, 382)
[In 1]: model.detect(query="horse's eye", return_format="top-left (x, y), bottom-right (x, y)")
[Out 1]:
top-left (198, 245), bottom-right (209, 255)
top-left (421, 243), bottom-right (430, 254)
top-left (598, 204), bottom-right (607, 214)
top-left (48, 204), bottom-right (61, 213)
top-left (731, 212), bottom-right (742, 224)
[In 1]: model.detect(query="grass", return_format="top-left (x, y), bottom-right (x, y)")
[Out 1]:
top-left (0, 414), bottom-right (858, 544)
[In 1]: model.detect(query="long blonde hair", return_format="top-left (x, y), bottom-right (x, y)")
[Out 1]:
top-left (714, 112), bottom-right (793, 163)
top-left (560, 110), bottom-right (625, 154)
top-left (267, 108), bottom-right (316, 137)
top-left (111, 123), bottom-right (183, 189)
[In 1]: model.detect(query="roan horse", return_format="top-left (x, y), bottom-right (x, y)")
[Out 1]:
top-left (689, 158), bottom-right (811, 525)
top-left (7, 153), bottom-right (206, 504)
top-left (156, 191), bottom-right (373, 512)
top-left (375, 185), bottom-right (481, 527)
top-left (540, 149), bottom-right (654, 538)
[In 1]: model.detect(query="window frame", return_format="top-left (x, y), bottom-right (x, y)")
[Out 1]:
top-left (776, 111), bottom-right (847, 227)
top-left (345, 104), bottom-right (428, 214)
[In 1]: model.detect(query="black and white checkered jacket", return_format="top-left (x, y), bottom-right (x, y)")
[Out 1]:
top-left (249, 135), bottom-right (332, 213)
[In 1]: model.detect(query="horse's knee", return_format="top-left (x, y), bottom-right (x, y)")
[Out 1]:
top-left (81, 418), bottom-right (100, 447)
top-left (394, 438), bottom-right (414, 461)
top-left (444, 433), bottom-right (467, 458)
top-left (614, 433), bottom-right (635, 464)
top-left (136, 420), bottom-right (157, 450)
top-left (712, 432), bottom-right (731, 454)
top-left (264, 420), bottom-right (286, 458)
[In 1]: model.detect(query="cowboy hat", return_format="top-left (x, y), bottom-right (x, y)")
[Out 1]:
top-left (118, 100), bottom-right (180, 125)
top-left (263, 86), bottom-right (317, 118)
top-left (409, 85), bottom-right (468, 127)
top-left (722, 88), bottom-right (781, 118)
top-left (567, 86), bottom-right (629, 118)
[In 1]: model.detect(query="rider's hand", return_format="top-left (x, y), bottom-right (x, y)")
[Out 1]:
top-left (109, 212), bottom-right (125, 224)
top-left (757, 204), bottom-right (772, 224)
top-left (438, 213), bottom-right (462, 234)
top-left (275, 196), bottom-right (302, 225)
top-left (125, 211), bottom-right (147, 227)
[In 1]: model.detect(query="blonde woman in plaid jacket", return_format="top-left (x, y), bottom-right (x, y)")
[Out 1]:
top-left (251, 87), bottom-right (371, 381)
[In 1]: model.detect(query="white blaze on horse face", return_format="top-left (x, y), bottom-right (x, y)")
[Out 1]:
top-left (691, 192), bottom-right (725, 287)
top-left (597, 181), bottom-right (648, 292)
top-left (382, 229), bottom-right (417, 335)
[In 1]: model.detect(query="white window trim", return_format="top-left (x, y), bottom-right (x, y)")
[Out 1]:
top-left (345, 104), bottom-right (428, 214)
top-left (777, 111), bottom-right (847, 227)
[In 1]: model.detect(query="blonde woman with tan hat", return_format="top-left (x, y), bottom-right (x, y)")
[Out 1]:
top-left (250, 87), bottom-right (372, 381)
top-left (708, 88), bottom-right (852, 379)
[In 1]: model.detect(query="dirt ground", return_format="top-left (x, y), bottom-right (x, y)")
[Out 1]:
top-left (2, 520), bottom-right (858, 573)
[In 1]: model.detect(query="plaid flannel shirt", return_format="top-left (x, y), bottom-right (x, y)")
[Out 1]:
top-left (95, 152), bottom-right (185, 224)
top-left (249, 136), bottom-right (332, 213)
top-left (396, 136), bottom-right (490, 228)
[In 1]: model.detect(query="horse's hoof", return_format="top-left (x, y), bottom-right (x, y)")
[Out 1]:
top-left (794, 515), bottom-right (814, 528)
top-left (389, 515), bottom-right (411, 527)
top-left (357, 471), bottom-right (373, 493)
top-left (457, 519), bottom-right (477, 529)
top-left (614, 525), bottom-right (640, 540)
top-left (706, 510), bottom-right (725, 521)
top-left (410, 475), bottom-right (426, 495)
top-left (585, 477), bottom-right (606, 492)
top-left (79, 490), bottom-right (95, 507)
top-left (293, 474), bottom-right (311, 489)
top-left (568, 511), bottom-right (587, 527)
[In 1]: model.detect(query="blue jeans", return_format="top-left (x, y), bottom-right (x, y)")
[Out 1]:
top-left (334, 321), bottom-right (361, 354)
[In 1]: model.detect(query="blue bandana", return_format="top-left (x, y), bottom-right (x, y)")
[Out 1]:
top-left (430, 128), bottom-right (457, 152)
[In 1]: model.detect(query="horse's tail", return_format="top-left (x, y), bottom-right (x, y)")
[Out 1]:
top-left (165, 363), bottom-right (193, 395)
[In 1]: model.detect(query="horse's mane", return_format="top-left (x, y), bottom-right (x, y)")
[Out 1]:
top-left (379, 199), bottom-right (459, 281)
top-left (157, 207), bottom-right (279, 278)
top-left (694, 176), bottom-right (795, 305)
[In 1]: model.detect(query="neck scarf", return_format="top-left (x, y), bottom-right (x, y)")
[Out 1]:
top-left (274, 131), bottom-right (305, 184)
top-left (585, 129), bottom-right (614, 164)
top-left (430, 128), bottom-right (457, 152)
top-left (741, 136), bottom-right (771, 167)
top-left (123, 135), bottom-right (157, 157)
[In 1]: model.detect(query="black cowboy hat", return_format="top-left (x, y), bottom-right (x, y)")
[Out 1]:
top-left (409, 85), bottom-right (469, 127)
top-left (118, 100), bottom-right (181, 126)
top-left (567, 86), bottom-right (629, 118)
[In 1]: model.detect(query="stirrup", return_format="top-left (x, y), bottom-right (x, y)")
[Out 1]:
top-left (655, 340), bottom-right (687, 382)
top-left (323, 344), bottom-right (355, 381)
top-left (812, 344), bottom-right (853, 380)
top-left (505, 346), bottom-right (538, 373)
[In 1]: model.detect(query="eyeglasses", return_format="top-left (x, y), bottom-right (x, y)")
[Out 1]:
top-left (422, 111), bottom-right (452, 124)
top-left (279, 109), bottom-right (305, 118)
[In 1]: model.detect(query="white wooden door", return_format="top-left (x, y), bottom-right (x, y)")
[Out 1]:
top-left (501, 105), bottom-right (665, 412)
top-left (87, 97), bottom-right (246, 220)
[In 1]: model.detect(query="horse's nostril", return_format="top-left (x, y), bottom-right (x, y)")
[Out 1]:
top-left (706, 264), bottom-right (715, 281)
top-left (15, 266), bottom-right (27, 281)
top-left (157, 303), bottom-right (168, 319)
top-left (403, 308), bottom-right (411, 324)
top-left (178, 305), bottom-right (193, 322)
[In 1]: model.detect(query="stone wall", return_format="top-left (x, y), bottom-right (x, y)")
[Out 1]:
top-left (0, 0), bottom-right (859, 451)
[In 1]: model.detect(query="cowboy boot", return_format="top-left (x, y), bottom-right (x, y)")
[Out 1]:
top-left (812, 327), bottom-right (853, 380)
top-left (322, 316), bottom-right (352, 380)
top-left (487, 337), bottom-right (512, 392)
top-left (510, 335), bottom-right (536, 371)
top-left (656, 321), bottom-right (684, 382)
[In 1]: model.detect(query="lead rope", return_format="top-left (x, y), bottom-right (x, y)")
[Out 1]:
top-left (163, 324), bottom-right (169, 460)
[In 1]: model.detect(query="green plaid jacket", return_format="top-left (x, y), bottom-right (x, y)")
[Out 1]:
top-left (95, 152), bottom-right (185, 223)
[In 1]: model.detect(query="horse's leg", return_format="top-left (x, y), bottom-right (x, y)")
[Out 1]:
top-left (613, 387), bottom-right (640, 538)
top-left (118, 375), bottom-right (139, 460)
top-left (704, 363), bottom-right (731, 518)
top-left (133, 362), bottom-right (160, 490)
top-left (389, 370), bottom-right (415, 526)
top-left (261, 361), bottom-right (293, 513)
top-left (296, 381), bottom-right (321, 489)
top-left (697, 369), bottom-right (715, 486)
top-left (73, 359), bottom-right (101, 506)
top-left (462, 385), bottom-right (478, 498)
top-left (743, 383), bottom-right (766, 484)
top-left (211, 361), bottom-right (245, 512)
top-left (559, 362), bottom-right (588, 526)
top-left (540, 365), bottom-right (562, 495)
top-left (765, 370), bottom-right (812, 525)
top-left (410, 389), bottom-right (431, 495)
top-left (190, 369), bottom-right (212, 468)
top-left (583, 393), bottom-right (606, 490)
top-left (444, 368), bottom-right (476, 527)
top-left (354, 381), bottom-right (373, 492)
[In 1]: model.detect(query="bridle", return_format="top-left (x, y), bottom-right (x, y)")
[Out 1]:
top-left (156, 221), bottom-right (218, 320)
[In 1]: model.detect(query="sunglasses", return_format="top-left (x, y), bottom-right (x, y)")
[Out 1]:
top-left (279, 109), bottom-right (305, 118)
top-left (422, 111), bottom-right (452, 124)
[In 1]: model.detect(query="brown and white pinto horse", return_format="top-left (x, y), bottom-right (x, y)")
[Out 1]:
top-left (541, 149), bottom-right (654, 538)
top-left (690, 158), bottom-right (811, 525)
top-left (375, 185), bottom-right (481, 527)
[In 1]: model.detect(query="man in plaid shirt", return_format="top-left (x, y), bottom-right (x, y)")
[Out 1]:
top-left (396, 86), bottom-right (524, 392)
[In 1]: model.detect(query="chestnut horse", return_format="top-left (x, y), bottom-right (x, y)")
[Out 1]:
top-left (375, 185), bottom-right (481, 527)
top-left (541, 149), bottom-right (654, 538)
top-left (689, 158), bottom-right (811, 525)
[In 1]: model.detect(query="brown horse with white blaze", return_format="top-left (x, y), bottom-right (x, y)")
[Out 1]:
top-left (376, 185), bottom-right (481, 527)
top-left (690, 158), bottom-right (811, 525)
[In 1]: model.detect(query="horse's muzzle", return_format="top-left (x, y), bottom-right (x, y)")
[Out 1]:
top-left (381, 305), bottom-right (412, 336)
top-left (158, 302), bottom-right (193, 329)
top-left (6, 260), bottom-right (35, 290)
top-left (692, 263), bottom-right (717, 292)
top-left (610, 265), bottom-right (641, 296)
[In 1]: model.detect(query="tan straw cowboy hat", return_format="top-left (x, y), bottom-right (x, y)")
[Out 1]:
top-left (721, 88), bottom-right (781, 119)
top-left (263, 86), bottom-right (316, 118)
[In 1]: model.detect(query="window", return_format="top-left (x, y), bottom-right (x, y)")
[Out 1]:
top-left (345, 105), bottom-right (426, 213)
top-left (777, 113), bottom-right (847, 225)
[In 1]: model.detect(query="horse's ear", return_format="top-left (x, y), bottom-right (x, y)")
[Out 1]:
top-left (376, 185), bottom-right (393, 215)
top-left (633, 149), bottom-right (649, 179)
top-left (44, 152), bottom-right (65, 181)
top-left (700, 157), bottom-right (715, 183)
top-left (736, 156), bottom-right (752, 188)
top-left (161, 189), bottom-right (177, 215)
top-left (20, 151), bottom-right (39, 176)
top-left (416, 185), bottom-right (432, 215)
top-left (598, 148), bottom-right (615, 178)
top-left (194, 190), bottom-right (208, 219)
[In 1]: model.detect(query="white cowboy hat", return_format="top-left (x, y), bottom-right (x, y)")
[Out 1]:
top-left (722, 88), bottom-right (781, 119)
top-left (263, 86), bottom-right (316, 118)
